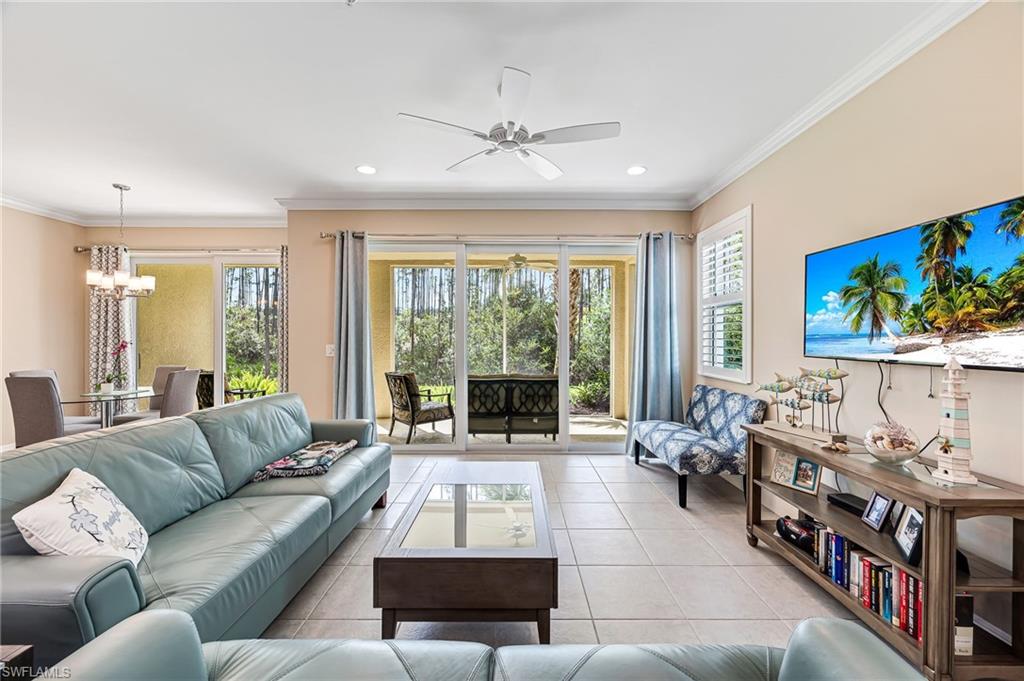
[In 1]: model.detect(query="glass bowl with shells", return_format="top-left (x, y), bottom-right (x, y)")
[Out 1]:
top-left (863, 422), bottom-right (920, 465)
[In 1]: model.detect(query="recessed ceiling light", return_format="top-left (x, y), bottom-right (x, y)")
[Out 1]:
top-left (626, 165), bottom-right (647, 176)
top-left (355, 165), bottom-right (377, 175)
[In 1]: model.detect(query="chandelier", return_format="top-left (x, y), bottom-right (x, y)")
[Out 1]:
top-left (86, 183), bottom-right (156, 299)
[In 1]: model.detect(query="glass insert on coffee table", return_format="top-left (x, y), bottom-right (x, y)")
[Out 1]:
top-left (373, 461), bottom-right (557, 642)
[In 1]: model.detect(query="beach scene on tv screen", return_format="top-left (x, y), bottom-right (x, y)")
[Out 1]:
top-left (805, 196), bottom-right (1024, 369)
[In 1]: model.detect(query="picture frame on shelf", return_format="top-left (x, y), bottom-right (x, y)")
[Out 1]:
top-left (770, 451), bottom-right (821, 495)
top-left (862, 491), bottom-right (894, 532)
top-left (894, 506), bottom-right (924, 566)
top-left (792, 457), bottom-right (821, 493)
top-left (888, 501), bottom-right (905, 535)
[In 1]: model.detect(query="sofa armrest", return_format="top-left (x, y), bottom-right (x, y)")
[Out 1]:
top-left (60, 610), bottom-right (207, 681)
top-left (311, 419), bottom-right (376, 447)
top-left (779, 618), bottom-right (924, 681)
top-left (1, 555), bottom-right (145, 667)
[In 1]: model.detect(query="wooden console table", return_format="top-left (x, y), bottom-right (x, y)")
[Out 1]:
top-left (743, 423), bottom-right (1024, 681)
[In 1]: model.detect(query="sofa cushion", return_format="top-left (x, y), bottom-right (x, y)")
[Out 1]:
top-left (684, 385), bottom-right (767, 456)
top-left (493, 643), bottom-right (784, 681)
top-left (634, 421), bottom-right (745, 475)
top-left (188, 394), bottom-right (314, 495)
top-left (139, 495), bottom-right (330, 641)
top-left (13, 467), bottom-right (149, 566)
top-left (1, 418), bottom-right (226, 554)
top-left (231, 444), bottom-right (390, 522)
top-left (204, 639), bottom-right (492, 681)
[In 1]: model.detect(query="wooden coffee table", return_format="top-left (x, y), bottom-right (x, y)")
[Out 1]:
top-left (373, 461), bottom-right (558, 643)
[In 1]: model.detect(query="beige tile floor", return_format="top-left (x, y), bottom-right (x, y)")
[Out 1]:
top-left (264, 453), bottom-right (854, 647)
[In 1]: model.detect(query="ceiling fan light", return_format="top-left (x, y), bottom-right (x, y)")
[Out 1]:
top-left (355, 165), bottom-right (377, 175)
top-left (626, 165), bottom-right (647, 176)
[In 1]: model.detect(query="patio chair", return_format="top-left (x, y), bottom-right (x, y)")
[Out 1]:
top-left (384, 371), bottom-right (454, 444)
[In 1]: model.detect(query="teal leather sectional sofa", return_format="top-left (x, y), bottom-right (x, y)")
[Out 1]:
top-left (0, 394), bottom-right (390, 667)
top-left (56, 609), bottom-right (925, 681)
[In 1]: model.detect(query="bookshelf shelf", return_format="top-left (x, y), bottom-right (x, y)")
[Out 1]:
top-left (753, 478), bottom-right (923, 579)
top-left (956, 550), bottom-right (1024, 593)
top-left (751, 522), bottom-right (923, 663)
top-left (744, 424), bottom-right (1024, 681)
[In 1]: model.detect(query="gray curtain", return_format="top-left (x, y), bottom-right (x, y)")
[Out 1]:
top-left (87, 245), bottom-right (136, 415)
top-left (332, 231), bottom-right (375, 420)
top-left (626, 232), bottom-right (683, 452)
top-left (277, 244), bottom-right (289, 392)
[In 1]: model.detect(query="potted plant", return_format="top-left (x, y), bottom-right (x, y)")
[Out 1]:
top-left (96, 340), bottom-right (130, 393)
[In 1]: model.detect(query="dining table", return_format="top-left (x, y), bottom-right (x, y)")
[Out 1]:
top-left (61, 386), bottom-right (161, 429)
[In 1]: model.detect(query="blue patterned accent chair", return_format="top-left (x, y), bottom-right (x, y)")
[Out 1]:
top-left (633, 384), bottom-right (767, 508)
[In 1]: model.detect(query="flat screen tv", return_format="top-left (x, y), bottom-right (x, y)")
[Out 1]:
top-left (804, 196), bottom-right (1024, 372)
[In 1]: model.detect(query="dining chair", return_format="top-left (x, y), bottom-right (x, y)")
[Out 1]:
top-left (8, 369), bottom-right (101, 426)
top-left (4, 376), bottom-right (101, 448)
top-left (159, 369), bottom-right (201, 417)
top-left (112, 364), bottom-right (187, 425)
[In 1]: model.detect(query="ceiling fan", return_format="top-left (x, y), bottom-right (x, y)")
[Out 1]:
top-left (398, 67), bottom-right (621, 180)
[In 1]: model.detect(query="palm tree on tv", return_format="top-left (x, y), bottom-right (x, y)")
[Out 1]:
top-left (995, 253), bottom-right (1024, 322)
top-left (918, 212), bottom-right (976, 303)
top-left (839, 254), bottom-right (909, 342)
top-left (996, 197), bottom-right (1024, 242)
top-left (900, 302), bottom-right (930, 335)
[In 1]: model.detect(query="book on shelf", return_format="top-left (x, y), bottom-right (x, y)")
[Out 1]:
top-left (954, 593), bottom-right (974, 656)
top-left (804, 521), bottom-right (923, 646)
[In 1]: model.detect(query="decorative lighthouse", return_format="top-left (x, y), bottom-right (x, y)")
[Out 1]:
top-left (933, 357), bottom-right (978, 485)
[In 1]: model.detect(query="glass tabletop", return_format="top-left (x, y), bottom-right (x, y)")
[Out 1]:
top-left (401, 483), bottom-right (537, 549)
top-left (844, 450), bottom-right (1001, 491)
top-left (62, 386), bottom-right (160, 404)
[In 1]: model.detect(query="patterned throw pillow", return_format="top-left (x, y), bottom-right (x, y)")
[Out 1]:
top-left (252, 440), bottom-right (358, 482)
top-left (12, 468), bottom-right (148, 566)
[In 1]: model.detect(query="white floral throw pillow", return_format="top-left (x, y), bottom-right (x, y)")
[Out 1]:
top-left (12, 467), bottom-right (148, 566)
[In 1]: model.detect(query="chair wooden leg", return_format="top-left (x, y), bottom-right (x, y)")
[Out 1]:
top-left (677, 474), bottom-right (688, 509)
top-left (633, 441), bottom-right (641, 465)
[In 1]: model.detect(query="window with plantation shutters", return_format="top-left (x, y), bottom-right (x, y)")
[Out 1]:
top-left (696, 206), bottom-right (751, 383)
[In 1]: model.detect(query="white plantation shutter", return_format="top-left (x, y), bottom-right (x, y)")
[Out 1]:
top-left (697, 206), bottom-right (751, 383)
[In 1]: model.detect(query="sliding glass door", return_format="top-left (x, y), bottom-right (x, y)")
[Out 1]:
top-left (466, 248), bottom-right (562, 448)
top-left (131, 253), bottom-right (281, 410)
top-left (368, 241), bottom-right (634, 452)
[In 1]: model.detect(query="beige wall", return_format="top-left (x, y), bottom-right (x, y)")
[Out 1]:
top-left (690, 2), bottom-right (1023, 631)
top-left (1, 207), bottom-right (87, 443)
top-left (288, 210), bottom-right (690, 420)
top-left (0, 219), bottom-right (285, 447)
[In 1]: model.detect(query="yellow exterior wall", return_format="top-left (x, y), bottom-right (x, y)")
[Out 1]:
top-left (135, 264), bottom-right (214, 382)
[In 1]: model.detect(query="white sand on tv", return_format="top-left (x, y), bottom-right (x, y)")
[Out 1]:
top-left (849, 329), bottom-right (1024, 368)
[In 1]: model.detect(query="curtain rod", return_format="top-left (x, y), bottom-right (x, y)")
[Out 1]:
top-left (73, 246), bottom-right (280, 253)
top-left (317, 231), bottom-right (695, 241)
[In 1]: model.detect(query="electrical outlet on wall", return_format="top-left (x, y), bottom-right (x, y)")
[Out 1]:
top-left (325, 344), bottom-right (336, 357)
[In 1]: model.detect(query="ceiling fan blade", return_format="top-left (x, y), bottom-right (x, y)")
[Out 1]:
top-left (529, 122), bottom-right (621, 145)
top-left (498, 66), bottom-right (531, 137)
top-left (397, 113), bottom-right (487, 140)
top-left (445, 148), bottom-right (498, 173)
top-left (516, 149), bottom-right (563, 181)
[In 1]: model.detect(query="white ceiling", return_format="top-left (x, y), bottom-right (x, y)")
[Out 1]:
top-left (1, 1), bottom-right (979, 225)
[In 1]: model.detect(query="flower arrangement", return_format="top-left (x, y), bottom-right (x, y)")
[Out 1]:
top-left (95, 340), bottom-right (130, 390)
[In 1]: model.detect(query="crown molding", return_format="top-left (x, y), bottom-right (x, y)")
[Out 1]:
top-left (78, 215), bottom-right (286, 228)
top-left (1, 195), bottom-right (85, 225)
top-left (275, 194), bottom-right (694, 211)
top-left (691, 0), bottom-right (986, 210)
